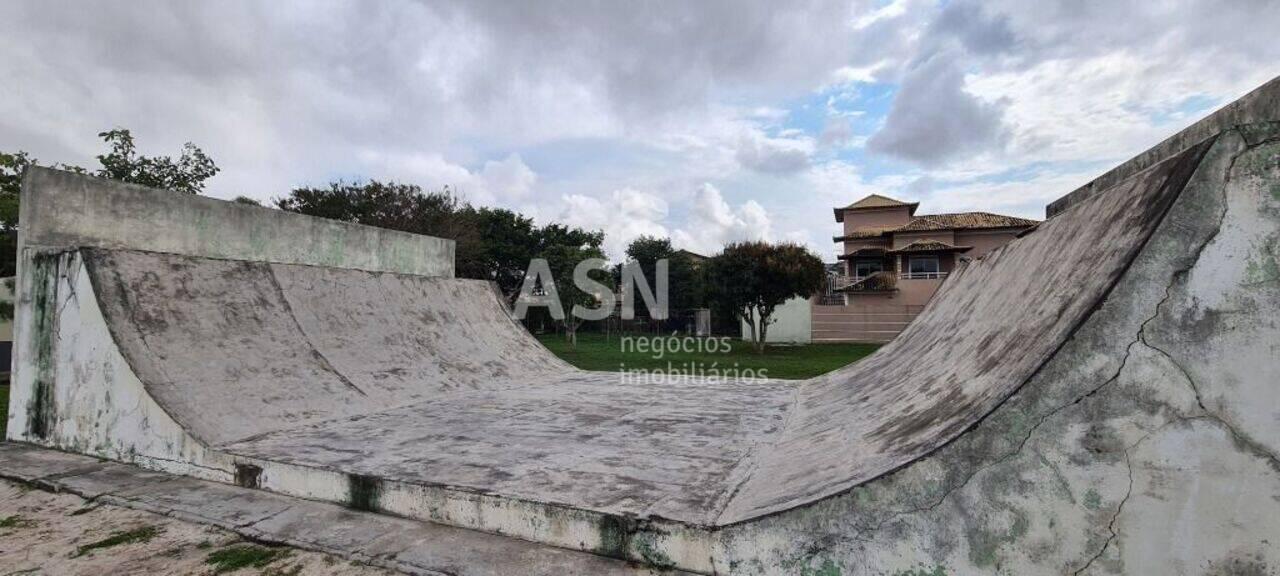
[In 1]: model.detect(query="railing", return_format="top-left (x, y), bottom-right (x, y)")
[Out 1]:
top-left (830, 271), bottom-right (897, 293)
top-left (899, 271), bottom-right (948, 280)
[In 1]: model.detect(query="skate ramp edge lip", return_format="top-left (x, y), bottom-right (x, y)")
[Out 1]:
top-left (1046, 75), bottom-right (1280, 218)
top-left (18, 166), bottom-right (456, 278)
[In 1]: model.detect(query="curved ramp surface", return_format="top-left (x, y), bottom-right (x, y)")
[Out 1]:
top-left (9, 77), bottom-right (1280, 574)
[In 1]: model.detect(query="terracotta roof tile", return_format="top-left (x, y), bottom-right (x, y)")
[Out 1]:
top-left (842, 194), bottom-right (912, 210)
top-left (833, 228), bottom-right (896, 241)
top-left (889, 240), bottom-right (973, 254)
top-left (895, 212), bottom-right (1038, 232)
top-left (833, 194), bottom-right (920, 222)
top-left (836, 247), bottom-right (889, 260)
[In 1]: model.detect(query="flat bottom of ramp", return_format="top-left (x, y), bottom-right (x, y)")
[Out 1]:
top-left (220, 372), bottom-right (795, 526)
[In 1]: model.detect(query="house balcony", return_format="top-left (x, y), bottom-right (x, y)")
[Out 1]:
top-left (831, 271), bottom-right (897, 293)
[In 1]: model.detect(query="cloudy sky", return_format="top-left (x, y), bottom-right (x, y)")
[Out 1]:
top-left (3, 1), bottom-right (1278, 260)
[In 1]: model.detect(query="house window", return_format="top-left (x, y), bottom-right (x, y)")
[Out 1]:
top-left (908, 256), bottom-right (940, 277)
top-left (853, 259), bottom-right (883, 278)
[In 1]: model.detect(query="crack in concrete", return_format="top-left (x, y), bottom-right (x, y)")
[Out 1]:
top-left (1135, 136), bottom-right (1280, 474)
top-left (54, 261), bottom-right (78, 343)
top-left (237, 504), bottom-right (293, 529)
top-left (1141, 339), bottom-right (1280, 472)
top-left (825, 134), bottom-right (1260, 559)
top-left (835, 325), bottom-right (1149, 548)
top-left (123, 452), bottom-right (232, 478)
top-left (1071, 443), bottom-right (1134, 575)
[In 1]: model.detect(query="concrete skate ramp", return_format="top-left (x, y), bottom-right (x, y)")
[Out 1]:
top-left (10, 77), bottom-right (1280, 573)
top-left (87, 247), bottom-right (796, 522)
top-left (71, 137), bottom-right (1202, 527)
top-left (86, 249), bottom-right (575, 446)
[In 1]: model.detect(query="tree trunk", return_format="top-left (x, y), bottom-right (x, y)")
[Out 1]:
top-left (755, 313), bottom-right (770, 354)
top-left (565, 321), bottom-right (578, 350)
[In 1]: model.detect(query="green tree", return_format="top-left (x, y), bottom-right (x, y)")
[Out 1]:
top-left (667, 250), bottom-right (705, 317)
top-left (460, 207), bottom-right (539, 302)
top-left (624, 235), bottom-right (704, 326)
top-left (276, 181), bottom-right (609, 323)
top-left (95, 129), bottom-right (219, 194)
top-left (542, 241), bottom-right (610, 348)
top-left (276, 180), bottom-right (484, 275)
top-left (706, 241), bottom-right (825, 353)
top-left (0, 130), bottom-right (219, 279)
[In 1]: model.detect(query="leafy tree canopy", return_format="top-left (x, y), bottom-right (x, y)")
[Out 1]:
top-left (276, 181), bottom-right (605, 309)
top-left (95, 129), bottom-right (219, 194)
top-left (623, 235), bottom-right (704, 321)
top-left (706, 241), bottom-right (825, 353)
top-left (0, 129), bottom-right (220, 278)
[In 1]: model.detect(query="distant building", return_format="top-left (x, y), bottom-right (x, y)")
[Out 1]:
top-left (817, 194), bottom-right (1037, 342)
top-left (674, 248), bottom-right (709, 267)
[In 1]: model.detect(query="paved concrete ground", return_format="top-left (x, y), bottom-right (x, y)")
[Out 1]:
top-left (0, 479), bottom-right (394, 576)
top-left (0, 442), bottom-right (679, 576)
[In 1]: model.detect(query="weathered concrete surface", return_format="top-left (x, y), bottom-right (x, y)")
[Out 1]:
top-left (717, 138), bottom-right (1208, 523)
top-left (0, 442), bottom-right (670, 576)
top-left (711, 119), bottom-right (1280, 574)
top-left (7, 78), bottom-right (1280, 574)
top-left (85, 249), bottom-right (580, 446)
top-left (19, 167), bottom-right (455, 277)
top-left (0, 476), bottom-right (399, 576)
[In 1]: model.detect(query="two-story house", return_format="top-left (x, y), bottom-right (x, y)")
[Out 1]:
top-left (817, 194), bottom-right (1037, 342)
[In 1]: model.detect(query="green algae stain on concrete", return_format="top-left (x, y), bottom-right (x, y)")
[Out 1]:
top-left (1243, 243), bottom-right (1279, 286)
top-left (632, 532), bottom-right (674, 569)
top-left (890, 566), bottom-right (949, 576)
top-left (594, 516), bottom-right (629, 558)
top-left (26, 252), bottom-right (62, 440)
top-left (347, 474), bottom-right (381, 512)
top-left (1002, 409), bottom-right (1034, 443)
top-left (1083, 488), bottom-right (1103, 511)
top-left (967, 509), bottom-right (1030, 568)
top-left (798, 558), bottom-right (841, 576)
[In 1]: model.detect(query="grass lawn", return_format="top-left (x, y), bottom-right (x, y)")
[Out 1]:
top-left (536, 332), bottom-right (880, 380)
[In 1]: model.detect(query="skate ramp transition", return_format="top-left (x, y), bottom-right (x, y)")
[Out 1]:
top-left (9, 77), bottom-right (1280, 574)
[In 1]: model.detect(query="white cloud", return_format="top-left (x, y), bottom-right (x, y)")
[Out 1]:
top-left (867, 51), bottom-right (1009, 165)
top-left (559, 188), bottom-right (670, 260)
top-left (853, 0), bottom-right (910, 30)
top-left (735, 133), bottom-right (814, 174)
top-left (2, 0), bottom-right (1278, 263)
top-left (670, 183), bottom-right (773, 256)
top-left (354, 150), bottom-right (537, 206)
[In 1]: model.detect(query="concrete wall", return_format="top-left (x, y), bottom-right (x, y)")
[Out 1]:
top-left (6, 250), bottom-right (233, 479)
top-left (841, 206), bottom-right (912, 235)
top-left (811, 301), bottom-right (923, 343)
top-left (955, 228), bottom-right (1023, 258)
top-left (19, 168), bottom-right (454, 277)
top-left (892, 230), bottom-right (955, 249)
top-left (741, 296), bottom-right (812, 343)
